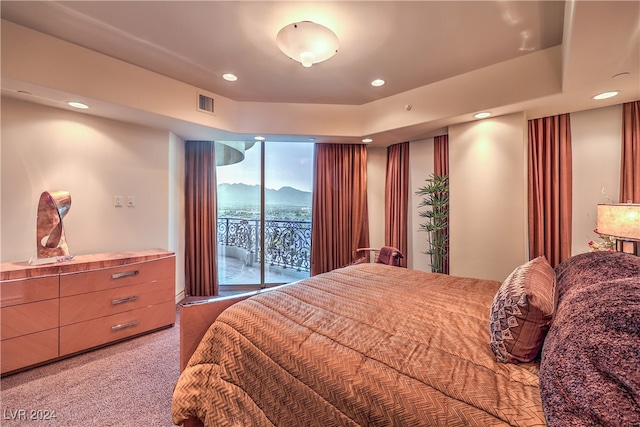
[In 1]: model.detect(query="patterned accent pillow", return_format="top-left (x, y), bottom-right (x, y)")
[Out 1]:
top-left (489, 256), bottom-right (557, 363)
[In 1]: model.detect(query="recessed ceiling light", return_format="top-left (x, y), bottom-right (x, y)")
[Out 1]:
top-left (68, 101), bottom-right (89, 109)
top-left (474, 112), bottom-right (491, 119)
top-left (371, 79), bottom-right (385, 87)
top-left (254, 136), bottom-right (265, 141)
top-left (593, 91), bottom-right (619, 100)
top-left (362, 138), bottom-right (373, 143)
top-left (223, 73), bottom-right (238, 82)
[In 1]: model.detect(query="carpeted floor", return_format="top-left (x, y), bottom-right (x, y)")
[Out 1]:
top-left (1, 306), bottom-right (181, 427)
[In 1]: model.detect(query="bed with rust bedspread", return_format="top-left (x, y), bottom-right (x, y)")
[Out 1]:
top-left (172, 263), bottom-right (545, 426)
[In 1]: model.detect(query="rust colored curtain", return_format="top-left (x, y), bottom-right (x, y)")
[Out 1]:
top-left (385, 142), bottom-right (409, 267)
top-left (434, 134), bottom-right (450, 274)
top-left (434, 135), bottom-right (449, 178)
top-left (620, 100), bottom-right (640, 203)
top-left (528, 114), bottom-right (572, 267)
top-left (311, 144), bottom-right (369, 275)
top-left (184, 141), bottom-right (218, 296)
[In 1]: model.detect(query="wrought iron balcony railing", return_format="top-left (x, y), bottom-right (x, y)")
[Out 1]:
top-left (217, 217), bottom-right (311, 272)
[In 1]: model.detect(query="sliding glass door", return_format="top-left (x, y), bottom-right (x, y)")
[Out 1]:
top-left (216, 141), bottom-right (313, 289)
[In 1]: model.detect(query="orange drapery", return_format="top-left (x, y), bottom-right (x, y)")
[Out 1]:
top-left (434, 135), bottom-right (449, 178)
top-left (311, 144), bottom-right (369, 275)
top-left (184, 141), bottom-right (219, 296)
top-left (621, 100), bottom-right (640, 203)
top-left (527, 114), bottom-right (573, 267)
top-left (385, 142), bottom-right (409, 267)
top-left (434, 135), bottom-right (450, 274)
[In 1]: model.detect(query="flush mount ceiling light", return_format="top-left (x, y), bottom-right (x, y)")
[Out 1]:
top-left (222, 73), bottom-right (238, 82)
top-left (371, 79), bottom-right (385, 87)
top-left (276, 21), bottom-right (339, 68)
top-left (593, 91), bottom-right (619, 100)
top-left (68, 101), bottom-right (89, 109)
top-left (474, 111), bottom-right (491, 119)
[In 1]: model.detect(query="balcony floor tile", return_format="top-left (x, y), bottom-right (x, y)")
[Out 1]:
top-left (218, 255), bottom-right (308, 286)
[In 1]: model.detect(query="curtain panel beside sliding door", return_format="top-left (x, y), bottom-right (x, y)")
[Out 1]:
top-left (621, 100), bottom-right (640, 203)
top-left (527, 114), bottom-right (572, 267)
top-left (385, 142), bottom-right (409, 267)
top-left (311, 144), bottom-right (369, 275)
top-left (184, 141), bottom-right (219, 296)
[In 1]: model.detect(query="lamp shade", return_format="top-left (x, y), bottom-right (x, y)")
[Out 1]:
top-left (276, 21), bottom-right (339, 67)
top-left (597, 204), bottom-right (640, 240)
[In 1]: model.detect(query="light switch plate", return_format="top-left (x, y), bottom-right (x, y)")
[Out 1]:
top-left (127, 196), bottom-right (136, 207)
top-left (114, 196), bottom-right (124, 207)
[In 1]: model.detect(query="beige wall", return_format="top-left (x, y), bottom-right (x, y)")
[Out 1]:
top-left (168, 132), bottom-right (187, 299)
top-left (408, 137), bottom-right (435, 271)
top-left (570, 104), bottom-right (622, 255)
top-left (366, 146), bottom-right (387, 250)
top-left (0, 97), bottom-right (185, 298)
top-left (449, 113), bottom-right (528, 281)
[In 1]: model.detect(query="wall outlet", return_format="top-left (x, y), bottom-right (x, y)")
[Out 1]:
top-left (114, 196), bottom-right (124, 207)
top-left (127, 196), bottom-right (136, 207)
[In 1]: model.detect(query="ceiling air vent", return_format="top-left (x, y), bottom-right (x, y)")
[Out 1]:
top-left (197, 93), bottom-right (215, 114)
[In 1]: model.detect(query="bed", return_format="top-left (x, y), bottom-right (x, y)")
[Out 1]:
top-left (172, 251), bottom-right (640, 426)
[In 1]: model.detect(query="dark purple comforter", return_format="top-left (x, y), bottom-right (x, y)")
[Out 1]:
top-left (540, 251), bottom-right (640, 426)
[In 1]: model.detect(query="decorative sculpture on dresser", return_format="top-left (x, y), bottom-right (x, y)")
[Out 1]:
top-left (36, 190), bottom-right (72, 260)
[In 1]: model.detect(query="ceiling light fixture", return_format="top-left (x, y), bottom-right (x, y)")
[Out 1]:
top-left (371, 79), bottom-right (385, 87)
top-left (276, 21), bottom-right (339, 68)
top-left (593, 91), bottom-right (619, 100)
top-left (254, 136), bottom-right (265, 141)
top-left (362, 138), bottom-right (373, 143)
top-left (474, 112), bottom-right (491, 119)
top-left (68, 101), bottom-right (89, 109)
top-left (223, 73), bottom-right (238, 82)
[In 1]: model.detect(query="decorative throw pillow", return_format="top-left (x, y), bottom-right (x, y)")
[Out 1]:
top-left (489, 256), bottom-right (557, 363)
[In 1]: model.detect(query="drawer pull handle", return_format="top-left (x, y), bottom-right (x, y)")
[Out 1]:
top-left (111, 320), bottom-right (139, 332)
top-left (111, 295), bottom-right (138, 305)
top-left (111, 270), bottom-right (139, 280)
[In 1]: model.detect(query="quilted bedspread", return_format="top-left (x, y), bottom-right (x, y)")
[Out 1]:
top-left (172, 263), bottom-right (546, 426)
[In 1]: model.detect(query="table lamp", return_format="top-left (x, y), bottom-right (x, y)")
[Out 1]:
top-left (597, 203), bottom-right (640, 255)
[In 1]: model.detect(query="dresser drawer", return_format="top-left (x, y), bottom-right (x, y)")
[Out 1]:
top-left (1, 329), bottom-right (59, 374)
top-left (1, 299), bottom-right (59, 340)
top-left (59, 301), bottom-right (175, 356)
top-left (60, 279), bottom-right (174, 326)
top-left (0, 275), bottom-right (58, 308)
top-left (59, 256), bottom-right (175, 297)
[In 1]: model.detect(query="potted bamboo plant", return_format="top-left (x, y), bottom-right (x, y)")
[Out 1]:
top-left (416, 174), bottom-right (449, 273)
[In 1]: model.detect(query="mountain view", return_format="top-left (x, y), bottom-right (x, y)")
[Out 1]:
top-left (218, 183), bottom-right (311, 206)
top-left (217, 183), bottom-right (312, 221)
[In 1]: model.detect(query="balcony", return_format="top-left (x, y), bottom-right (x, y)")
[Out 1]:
top-left (217, 217), bottom-right (311, 286)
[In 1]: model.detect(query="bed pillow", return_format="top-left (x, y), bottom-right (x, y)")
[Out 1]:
top-left (489, 256), bottom-right (557, 363)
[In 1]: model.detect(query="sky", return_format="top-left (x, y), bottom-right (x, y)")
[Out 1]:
top-left (216, 141), bottom-right (314, 192)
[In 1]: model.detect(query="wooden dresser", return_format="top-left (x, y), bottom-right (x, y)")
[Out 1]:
top-left (0, 249), bottom-right (175, 375)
